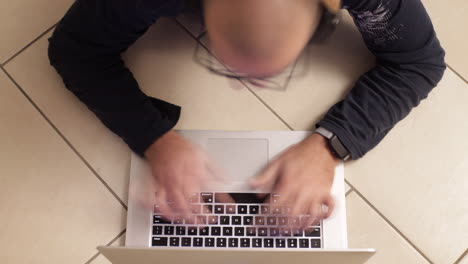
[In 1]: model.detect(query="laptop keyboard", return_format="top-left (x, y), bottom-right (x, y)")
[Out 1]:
top-left (151, 192), bottom-right (322, 248)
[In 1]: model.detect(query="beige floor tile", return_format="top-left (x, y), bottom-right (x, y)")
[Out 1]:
top-left (346, 69), bottom-right (468, 264)
top-left (423, 0), bottom-right (468, 80)
top-left (123, 19), bottom-right (289, 132)
top-left (345, 183), bottom-right (351, 194)
top-left (89, 233), bottom-right (126, 264)
top-left (243, 12), bottom-right (375, 131)
top-left (0, 0), bottom-right (73, 63)
top-left (5, 33), bottom-right (132, 206)
top-left (5, 18), bottom-right (288, 206)
top-left (0, 71), bottom-right (125, 264)
top-left (459, 253), bottom-right (468, 264)
top-left (347, 192), bottom-right (428, 264)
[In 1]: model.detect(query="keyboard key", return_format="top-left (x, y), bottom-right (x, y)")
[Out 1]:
top-left (220, 216), bottom-right (230, 225)
top-left (164, 226), bottom-right (174, 235)
top-left (154, 205), bottom-right (161, 214)
top-left (184, 215), bottom-right (195, 224)
top-left (311, 239), bottom-right (321, 248)
top-left (232, 216), bottom-right (242, 225)
top-left (205, 237), bottom-right (215, 247)
top-left (211, 226), bottom-right (221, 236)
top-left (170, 237), bottom-right (179, 247)
top-left (229, 238), bottom-right (239, 247)
top-left (283, 206), bottom-right (291, 215)
top-left (292, 228), bottom-right (303, 237)
top-left (271, 194), bottom-right (280, 204)
top-left (252, 238), bottom-right (262, 248)
top-left (290, 217), bottom-right (300, 226)
top-left (275, 238), bottom-right (286, 248)
top-left (287, 238), bottom-right (298, 248)
top-left (217, 238), bottom-right (227, 247)
top-left (269, 228), bottom-right (279, 236)
top-left (193, 237), bottom-right (203, 247)
top-left (267, 217), bottom-right (276, 225)
top-left (188, 226), bottom-right (197, 236)
top-left (280, 228), bottom-right (291, 236)
top-left (203, 205), bottom-right (213, 214)
top-left (238, 205), bottom-right (248, 214)
top-left (243, 216), bottom-right (253, 225)
top-left (153, 215), bottom-right (171, 224)
top-left (261, 205), bottom-right (270, 214)
top-left (215, 205), bottom-right (224, 214)
top-left (249, 205), bottom-right (259, 214)
top-left (223, 227), bottom-right (233, 236)
top-left (181, 237), bottom-right (191, 247)
top-left (208, 216), bottom-right (218, 225)
top-left (279, 217), bottom-right (288, 226)
top-left (152, 225), bottom-right (163, 235)
top-left (304, 228), bottom-right (321, 237)
top-left (173, 216), bottom-right (183, 225)
top-left (176, 226), bottom-right (186, 236)
top-left (235, 227), bottom-right (245, 236)
top-left (246, 227), bottom-right (256, 236)
top-left (272, 206), bottom-right (282, 215)
top-left (188, 193), bottom-right (199, 203)
top-left (226, 205), bottom-right (236, 214)
top-left (199, 227), bottom-right (209, 236)
top-left (313, 221), bottom-right (321, 227)
top-left (190, 205), bottom-right (201, 214)
top-left (196, 215), bottom-right (207, 225)
top-left (201, 192), bottom-right (214, 203)
top-left (255, 216), bottom-right (265, 225)
top-left (218, 193), bottom-right (267, 204)
top-left (258, 227), bottom-right (268, 236)
top-left (152, 237), bottom-right (168, 247)
top-left (264, 238), bottom-right (274, 248)
top-left (241, 238), bottom-right (250, 247)
top-left (299, 238), bottom-right (309, 248)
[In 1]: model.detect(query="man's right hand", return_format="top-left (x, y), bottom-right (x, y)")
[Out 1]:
top-left (144, 130), bottom-right (220, 221)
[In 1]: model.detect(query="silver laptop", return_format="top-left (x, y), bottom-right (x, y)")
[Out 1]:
top-left (99, 130), bottom-right (375, 263)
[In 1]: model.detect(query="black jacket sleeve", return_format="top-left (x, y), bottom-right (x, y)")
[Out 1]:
top-left (48, 0), bottom-right (184, 156)
top-left (318, 0), bottom-right (446, 159)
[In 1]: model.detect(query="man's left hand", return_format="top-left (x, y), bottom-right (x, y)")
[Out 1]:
top-left (249, 133), bottom-right (340, 230)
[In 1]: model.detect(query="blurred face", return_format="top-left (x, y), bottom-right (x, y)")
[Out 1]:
top-left (203, 0), bottom-right (323, 78)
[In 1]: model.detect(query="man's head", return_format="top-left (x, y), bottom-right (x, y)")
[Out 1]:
top-left (203, 0), bottom-right (338, 79)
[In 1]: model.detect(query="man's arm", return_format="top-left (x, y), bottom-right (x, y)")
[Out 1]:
top-left (48, 0), bottom-right (184, 156)
top-left (318, 0), bottom-right (446, 159)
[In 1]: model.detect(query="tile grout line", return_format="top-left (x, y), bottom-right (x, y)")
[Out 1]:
top-left (345, 187), bottom-right (353, 197)
top-left (345, 179), bottom-right (434, 264)
top-left (173, 18), bottom-right (295, 131)
top-left (1, 23), bottom-right (57, 67)
top-left (454, 248), bottom-right (468, 264)
top-left (84, 229), bottom-right (127, 264)
top-left (446, 64), bottom-right (468, 85)
top-left (0, 66), bottom-right (128, 211)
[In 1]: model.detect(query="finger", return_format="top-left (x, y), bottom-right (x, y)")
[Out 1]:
top-left (303, 201), bottom-right (322, 230)
top-left (170, 190), bottom-right (192, 219)
top-left (322, 195), bottom-right (335, 219)
top-left (155, 190), bottom-right (175, 221)
top-left (289, 194), bottom-right (310, 228)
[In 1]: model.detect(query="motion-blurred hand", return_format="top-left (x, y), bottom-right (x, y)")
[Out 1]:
top-left (144, 130), bottom-right (224, 221)
top-left (249, 133), bottom-right (339, 230)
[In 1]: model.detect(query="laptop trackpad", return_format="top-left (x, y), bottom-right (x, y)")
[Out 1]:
top-left (206, 138), bottom-right (269, 189)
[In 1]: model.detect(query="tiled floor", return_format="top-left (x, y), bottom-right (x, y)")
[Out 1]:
top-left (1, 1), bottom-right (467, 264)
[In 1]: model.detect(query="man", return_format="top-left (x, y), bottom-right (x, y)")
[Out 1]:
top-left (48, 0), bottom-right (445, 229)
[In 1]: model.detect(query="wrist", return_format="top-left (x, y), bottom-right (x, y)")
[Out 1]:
top-left (305, 133), bottom-right (340, 165)
top-left (144, 130), bottom-right (177, 159)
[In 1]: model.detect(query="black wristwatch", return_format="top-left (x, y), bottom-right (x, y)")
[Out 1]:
top-left (315, 127), bottom-right (350, 161)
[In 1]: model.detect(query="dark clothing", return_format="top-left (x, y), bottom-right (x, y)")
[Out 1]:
top-left (48, 0), bottom-right (445, 158)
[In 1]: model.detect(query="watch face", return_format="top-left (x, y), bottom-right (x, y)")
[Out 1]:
top-left (330, 136), bottom-right (349, 159)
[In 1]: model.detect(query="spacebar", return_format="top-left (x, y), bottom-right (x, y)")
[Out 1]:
top-left (215, 192), bottom-right (268, 204)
